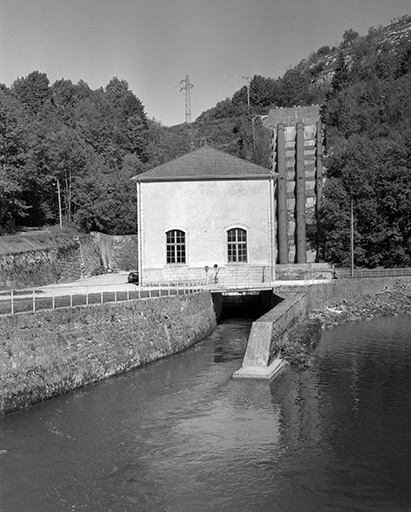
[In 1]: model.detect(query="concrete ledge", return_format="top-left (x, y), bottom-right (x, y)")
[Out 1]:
top-left (232, 278), bottom-right (411, 382)
top-left (232, 358), bottom-right (288, 380)
top-left (240, 291), bottom-right (306, 368)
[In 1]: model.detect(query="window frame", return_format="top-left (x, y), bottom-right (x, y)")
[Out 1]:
top-left (227, 227), bottom-right (248, 263)
top-left (166, 229), bottom-right (186, 264)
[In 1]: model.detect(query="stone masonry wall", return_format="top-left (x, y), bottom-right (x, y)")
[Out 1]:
top-left (0, 234), bottom-right (81, 289)
top-left (0, 292), bottom-right (217, 415)
top-left (0, 232), bottom-right (139, 290)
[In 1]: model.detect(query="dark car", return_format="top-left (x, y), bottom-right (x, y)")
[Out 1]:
top-left (127, 271), bottom-right (139, 284)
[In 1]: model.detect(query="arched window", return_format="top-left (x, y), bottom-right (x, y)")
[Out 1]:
top-left (166, 230), bottom-right (186, 264)
top-left (227, 228), bottom-right (247, 263)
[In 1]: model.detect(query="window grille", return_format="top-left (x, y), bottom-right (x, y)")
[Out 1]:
top-left (227, 228), bottom-right (247, 262)
top-left (166, 230), bottom-right (186, 264)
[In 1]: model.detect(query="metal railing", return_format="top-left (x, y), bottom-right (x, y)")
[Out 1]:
top-left (275, 267), bottom-right (411, 283)
top-left (2, 268), bottom-right (410, 315)
top-left (0, 280), bottom-right (207, 316)
top-left (334, 268), bottom-right (411, 279)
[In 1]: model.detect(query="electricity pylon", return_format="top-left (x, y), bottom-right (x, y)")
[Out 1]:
top-left (180, 75), bottom-right (194, 123)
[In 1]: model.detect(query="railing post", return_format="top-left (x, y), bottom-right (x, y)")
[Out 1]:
top-left (11, 289), bottom-right (14, 315)
top-left (86, 287), bottom-right (89, 305)
top-left (33, 289), bottom-right (36, 312)
top-left (70, 290), bottom-right (73, 307)
top-left (101, 291), bottom-right (103, 304)
top-left (114, 290), bottom-right (117, 302)
top-left (52, 287), bottom-right (55, 310)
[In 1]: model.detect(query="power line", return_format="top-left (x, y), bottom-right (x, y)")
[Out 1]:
top-left (151, 85), bottom-right (181, 120)
top-left (211, 77), bottom-right (246, 107)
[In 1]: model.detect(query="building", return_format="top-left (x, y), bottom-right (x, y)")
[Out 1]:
top-left (263, 106), bottom-right (324, 264)
top-left (132, 146), bottom-right (277, 286)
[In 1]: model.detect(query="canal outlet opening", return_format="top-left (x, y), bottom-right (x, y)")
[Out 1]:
top-left (212, 289), bottom-right (284, 322)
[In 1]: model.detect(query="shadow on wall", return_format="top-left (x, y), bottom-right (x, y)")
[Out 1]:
top-left (90, 232), bottom-right (138, 273)
top-left (0, 232), bottom-right (138, 290)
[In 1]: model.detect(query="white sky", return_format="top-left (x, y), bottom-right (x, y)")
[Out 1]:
top-left (0, 0), bottom-right (410, 126)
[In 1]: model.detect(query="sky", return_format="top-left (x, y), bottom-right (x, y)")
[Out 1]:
top-left (0, 0), bottom-right (410, 127)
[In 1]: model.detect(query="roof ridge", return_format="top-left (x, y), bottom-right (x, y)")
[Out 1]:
top-left (133, 146), bottom-right (273, 182)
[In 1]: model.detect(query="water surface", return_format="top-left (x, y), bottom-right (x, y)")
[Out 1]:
top-left (1, 315), bottom-right (411, 511)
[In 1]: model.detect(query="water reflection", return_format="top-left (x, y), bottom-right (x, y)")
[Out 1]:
top-left (1, 316), bottom-right (411, 511)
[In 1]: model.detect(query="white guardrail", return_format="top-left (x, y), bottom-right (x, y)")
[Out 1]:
top-left (0, 280), bottom-right (207, 316)
top-left (1, 268), bottom-right (411, 316)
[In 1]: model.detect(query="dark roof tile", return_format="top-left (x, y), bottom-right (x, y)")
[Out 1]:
top-left (132, 146), bottom-right (274, 181)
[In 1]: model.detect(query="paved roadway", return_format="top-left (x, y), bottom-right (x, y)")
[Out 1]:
top-left (36, 271), bottom-right (137, 297)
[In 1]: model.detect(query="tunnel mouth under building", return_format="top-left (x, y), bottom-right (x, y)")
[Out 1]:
top-left (212, 290), bottom-right (284, 322)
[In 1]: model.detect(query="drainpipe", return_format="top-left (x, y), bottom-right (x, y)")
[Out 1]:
top-left (295, 121), bottom-right (307, 263)
top-left (277, 123), bottom-right (288, 264)
top-left (269, 174), bottom-right (276, 282)
top-left (315, 121), bottom-right (323, 262)
top-left (137, 181), bottom-right (143, 284)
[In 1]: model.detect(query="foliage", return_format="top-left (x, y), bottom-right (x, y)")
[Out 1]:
top-left (1, 15), bottom-right (410, 249)
top-left (318, 23), bottom-right (411, 267)
top-left (0, 73), bottom-right (149, 234)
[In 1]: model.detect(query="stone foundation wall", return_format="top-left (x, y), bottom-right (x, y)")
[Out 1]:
top-left (0, 292), bottom-right (217, 416)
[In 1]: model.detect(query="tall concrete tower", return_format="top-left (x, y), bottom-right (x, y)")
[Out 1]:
top-left (264, 106), bottom-right (324, 264)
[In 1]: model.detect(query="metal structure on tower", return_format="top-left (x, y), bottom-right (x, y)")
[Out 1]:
top-left (180, 75), bottom-right (194, 123)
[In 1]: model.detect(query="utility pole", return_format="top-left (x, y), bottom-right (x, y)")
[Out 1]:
top-left (242, 76), bottom-right (251, 112)
top-left (180, 75), bottom-right (193, 123)
top-left (251, 115), bottom-right (260, 151)
top-left (56, 178), bottom-right (63, 229)
top-left (350, 197), bottom-right (354, 278)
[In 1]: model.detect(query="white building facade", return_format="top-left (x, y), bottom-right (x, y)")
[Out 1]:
top-left (132, 147), bottom-right (277, 286)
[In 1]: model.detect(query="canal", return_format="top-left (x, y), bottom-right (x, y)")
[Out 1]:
top-left (1, 314), bottom-right (411, 511)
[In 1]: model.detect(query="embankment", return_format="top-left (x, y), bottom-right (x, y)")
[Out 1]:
top-left (276, 277), bottom-right (411, 366)
top-left (0, 292), bottom-right (216, 416)
top-left (236, 277), bottom-right (411, 378)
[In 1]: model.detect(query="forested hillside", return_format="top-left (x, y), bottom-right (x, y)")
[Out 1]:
top-left (1, 15), bottom-right (411, 268)
top-left (0, 75), bottom-right (154, 235)
top-left (318, 15), bottom-right (411, 267)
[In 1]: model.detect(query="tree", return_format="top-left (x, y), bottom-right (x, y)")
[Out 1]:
top-left (0, 89), bottom-right (32, 230)
top-left (12, 71), bottom-right (51, 115)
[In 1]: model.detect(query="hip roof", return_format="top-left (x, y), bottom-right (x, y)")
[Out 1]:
top-left (132, 146), bottom-right (275, 182)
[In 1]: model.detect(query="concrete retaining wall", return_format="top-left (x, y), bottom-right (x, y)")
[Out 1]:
top-left (0, 292), bottom-right (217, 416)
top-left (270, 277), bottom-right (411, 359)
top-left (236, 277), bottom-right (411, 377)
